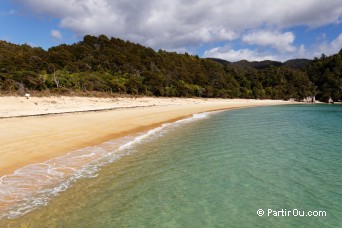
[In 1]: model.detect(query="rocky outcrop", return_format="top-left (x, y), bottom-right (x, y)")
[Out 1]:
top-left (328, 97), bottom-right (334, 103)
top-left (302, 96), bottom-right (316, 103)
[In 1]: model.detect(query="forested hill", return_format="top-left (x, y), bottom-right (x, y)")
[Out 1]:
top-left (0, 35), bottom-right (341, 102)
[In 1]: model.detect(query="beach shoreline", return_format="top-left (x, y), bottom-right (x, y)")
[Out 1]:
top-left (0, 96), bottom-right (295, 177)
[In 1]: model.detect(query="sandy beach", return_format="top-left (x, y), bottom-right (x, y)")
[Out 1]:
top-left (0, 96), bottom-right (293, 176)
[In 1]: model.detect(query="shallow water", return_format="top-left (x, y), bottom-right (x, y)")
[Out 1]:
top-left (1, 104), bottom-right (341, 227)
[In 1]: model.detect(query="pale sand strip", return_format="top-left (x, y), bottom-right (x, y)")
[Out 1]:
top-left (0, 97), bottom-right (293, 176)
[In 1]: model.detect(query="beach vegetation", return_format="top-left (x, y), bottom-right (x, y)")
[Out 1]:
top-left (0, 36), bottom-right (341, 102)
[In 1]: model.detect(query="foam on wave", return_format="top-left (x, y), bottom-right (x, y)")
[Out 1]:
top-left (0, 111), bottom-right (215, 220)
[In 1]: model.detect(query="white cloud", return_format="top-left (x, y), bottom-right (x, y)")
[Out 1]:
top-left (204, 33), bottom-right (342, 62)
top-left (14, 0), bottom-right (342, 51)
top-left (203, 46), bottom-right (278, 62)
top-left (298, 33), bottom-right (342, 58)
top-left (50, 30), bottom-right (63, 40)
top-left (242, 30), bottom-right (296, 53)
top-left (331, 34), bottom-right (342, 51)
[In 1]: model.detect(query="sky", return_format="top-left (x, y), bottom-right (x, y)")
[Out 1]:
top-left (1, 0), bottom-right (342, 62)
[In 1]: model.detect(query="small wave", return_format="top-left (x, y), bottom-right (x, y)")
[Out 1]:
top-left (0, 111), bottom-right (214, 220)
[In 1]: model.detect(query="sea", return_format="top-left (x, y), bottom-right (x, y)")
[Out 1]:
top-left (0, 104), bottom-right (341, 227)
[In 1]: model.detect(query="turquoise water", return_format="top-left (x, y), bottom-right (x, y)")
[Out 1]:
top-left (1, 104), bottom-right (342, 227)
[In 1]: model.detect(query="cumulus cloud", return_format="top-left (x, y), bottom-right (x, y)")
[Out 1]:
top-left (242, 30), bottom-right (296, 53)
top-left (331, 34), bottom-right (342, 51)
top-left (308, 33), bottom-right (342, 57)
top-left (12, 0), bottom-right (342, 61)
top-left (204, 33), bottom-right (342, 62)
top-left (50, 30), bottom-right (63, 40)
top-left (203, 46), bottom-right (279, 62)
top-left (13, 0), bottom-right (342, 51)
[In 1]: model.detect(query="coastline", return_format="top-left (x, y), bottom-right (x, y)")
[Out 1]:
top-left (0, 96), bottom-right (294, 177)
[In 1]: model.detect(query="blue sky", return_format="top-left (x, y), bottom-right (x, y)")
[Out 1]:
top-left (1, 0), bottom-right (342, 62)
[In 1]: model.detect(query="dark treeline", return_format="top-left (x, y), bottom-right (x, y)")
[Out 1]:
top-left (0, 35), bottom-right (341, 102)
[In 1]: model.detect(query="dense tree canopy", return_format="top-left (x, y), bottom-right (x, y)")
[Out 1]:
top-left (0, 35), bottom-right (341, 102)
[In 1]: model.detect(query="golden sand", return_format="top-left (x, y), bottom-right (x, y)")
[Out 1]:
top-left (0, 96), bottom-right (293, 176)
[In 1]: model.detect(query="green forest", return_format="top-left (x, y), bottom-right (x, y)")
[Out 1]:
top-left (0, 35), bottom-right (341, 102)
